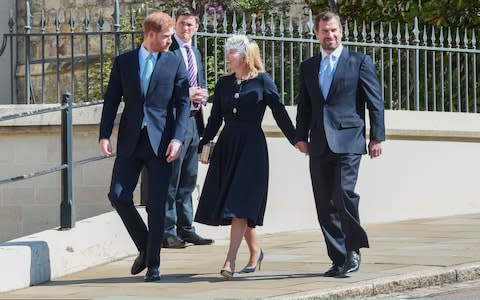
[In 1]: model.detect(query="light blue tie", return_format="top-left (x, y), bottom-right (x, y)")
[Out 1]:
top-left (142, 54), bottom-right (154, 96)
top-left (320, 55), bottom-right (335, 99)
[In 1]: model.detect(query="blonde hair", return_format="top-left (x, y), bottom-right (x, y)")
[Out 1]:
top-left (225, 34), bottom-right (265, 79)
top-left (143, 12), bottom-right (174, 35)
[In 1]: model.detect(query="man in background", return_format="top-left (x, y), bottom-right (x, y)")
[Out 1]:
top-left (162, 7), bottom-right (214, 248)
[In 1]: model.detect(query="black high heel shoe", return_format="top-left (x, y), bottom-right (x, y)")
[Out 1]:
top-left (239, 249), bottom-right (264, 273)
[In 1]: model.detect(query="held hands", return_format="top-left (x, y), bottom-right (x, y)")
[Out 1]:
top-left (166, 140), bottom-right (182, 163)
top-left (295, 140), bottom-right (382, 158)
top-left (99, 139), bottom-right (113, 156)
top-left (368, 140), bottom-right (383, 159)
top-left (295, 141), bottom-right (309, 156)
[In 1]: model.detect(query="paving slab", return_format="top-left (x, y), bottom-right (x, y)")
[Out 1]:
top-left (1, 214), bottom-right (480, 299)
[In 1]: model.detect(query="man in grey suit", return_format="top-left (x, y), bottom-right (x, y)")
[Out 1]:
top-left (99, 11), bottom-right (190, 281)
top-left (162, 7), bottom-right (214, 248)
top-left (295, 11), bottom-right (385, 278)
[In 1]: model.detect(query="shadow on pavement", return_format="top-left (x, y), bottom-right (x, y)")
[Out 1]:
top-left (44, 272), bottom-right (327, 285)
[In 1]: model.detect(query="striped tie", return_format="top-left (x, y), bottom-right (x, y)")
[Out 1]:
top-left (184, 45), bottom-right (198, 87)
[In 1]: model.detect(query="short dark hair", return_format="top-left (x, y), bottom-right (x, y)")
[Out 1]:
top-left (175, 7), bottom-right (199, 24)
top-left (314, 11), bottom-right (341, 33)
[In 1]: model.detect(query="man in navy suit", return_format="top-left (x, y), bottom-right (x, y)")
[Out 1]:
top-left (99, 11), bottom-right (190, 282)
top-left (295, 11), bottom-right (385, 278)
top-left (162, 7), bottom-right (214, 248)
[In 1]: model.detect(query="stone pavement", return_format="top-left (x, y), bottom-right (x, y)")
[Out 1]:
top-left (1, 214), bottom-right (480, 300)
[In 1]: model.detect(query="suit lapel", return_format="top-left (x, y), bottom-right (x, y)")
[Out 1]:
top-left (170, 38), bottom-right (183, 61)
top-left (146, 53), bottom-right (167, 98)
top-left (327, 48), bottom-right (348, 100)
top-left (130, 49), bottom-right (142, 98)
top-left (309, 54), bottom-right (324, 102)
top-left (193, 47), bottom-right (204, 87)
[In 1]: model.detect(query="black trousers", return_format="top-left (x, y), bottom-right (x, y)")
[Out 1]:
top-left (108, 129), bottom-right (172, 268)
top-left (309, 149), bottom-right (369, 265)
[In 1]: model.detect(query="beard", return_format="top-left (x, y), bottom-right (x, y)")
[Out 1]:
top-left (321, 39), bottom-right (339, 51)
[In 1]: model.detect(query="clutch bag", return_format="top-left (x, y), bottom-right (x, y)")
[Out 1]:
top-left (200, 140), bottom-right (215, 163)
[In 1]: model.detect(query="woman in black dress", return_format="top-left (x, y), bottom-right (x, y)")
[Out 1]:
top-left (195, 34), bottom-right (296, 278)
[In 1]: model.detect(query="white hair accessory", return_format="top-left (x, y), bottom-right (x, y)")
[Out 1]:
top-left (225, 34), bottom-right (250, 57)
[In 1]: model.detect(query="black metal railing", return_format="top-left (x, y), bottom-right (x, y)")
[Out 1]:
top-left (0, 92), bottom-right (113, 229)
top-left (2, 0), bottom-right (479, 112)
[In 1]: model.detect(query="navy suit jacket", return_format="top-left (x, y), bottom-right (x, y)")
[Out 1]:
top-left (169, 38), bottom-right (206, 137)
top-left (99, 48), bottom-right (190, 158)
top-left (295, 48), bottom-right (385, 155)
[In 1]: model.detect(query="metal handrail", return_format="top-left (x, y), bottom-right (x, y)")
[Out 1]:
top-left (0, 100), bottom-right (104, 122)
top-left (0, 94), bottom-right (108, 229)
top-left (0, 154), bottom-right (114, 186)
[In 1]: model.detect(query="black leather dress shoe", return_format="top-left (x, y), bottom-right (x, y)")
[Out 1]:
top-left (324, 264), bottom-right (346, 277)
top-left (144, 267), bottom-right (161, 282)
top-left (130, 251), bottom-right (146, 275)
top-left (162, 236), bottom-right (187, 248)
top-left (181, 232), bottom-right (214, 245)
top-left (343, 250), bottom-right (361, 273)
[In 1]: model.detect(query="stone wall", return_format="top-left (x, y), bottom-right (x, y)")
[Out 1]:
top-left (0, 104), bottom-right (141, 242)
top-left (0, 125), bottom-right (121, 242)
top-left (3, 105), bottom-right (480, 242)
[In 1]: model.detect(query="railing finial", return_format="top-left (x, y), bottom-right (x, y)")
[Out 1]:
top-left (98, 8), bottom-right (105, 30)
top-left (40, 9), bottom-right (46, 33)
top-left (113, 0), bottom-right (121, 31)
top-left (24, 1), bottom-right (31, 32)
top-left (306, 9), bottom-right (314, 38)
top-left (129, 6), bottom-right (135, 31)
top-left (83, 9), bottom-right (90, 32)
top-left (69, 9), bottom-right (75, 32)
top-left (240, 12), bottom-right (246, 34)
top-left (251, 13), bottom-right (257, 35)
top-left (8, 8), bottom-right (15, 32)
top-left (413, 17), bottom-right (420, 44)
top-left (232, 11), bottom-right (237, 33)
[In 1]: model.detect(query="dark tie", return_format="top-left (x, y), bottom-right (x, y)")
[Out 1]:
top-left (184, 45), bottom-right (198, 87)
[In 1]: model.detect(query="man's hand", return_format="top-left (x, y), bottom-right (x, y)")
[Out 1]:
top-left (166, 140), bottom-right (182, 163)
top-left (189, 87), bottom-right (208, 105)
top-left (99, 138), bottom-right (112, 156)
top-left (295, 141), bottom-right (309, 155)
top-left (368, 140), bottom-right (383, 159)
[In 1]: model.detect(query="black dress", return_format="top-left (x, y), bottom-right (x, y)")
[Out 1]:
top-left (194, 72), bottom-right (296, 228)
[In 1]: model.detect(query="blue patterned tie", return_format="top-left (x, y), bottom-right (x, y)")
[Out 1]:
top-left (320, 55), bottom-right (335, 99)
top-left (142, 53), bottom-right (154, 96)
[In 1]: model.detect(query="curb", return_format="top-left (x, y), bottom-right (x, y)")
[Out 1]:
top-left (286, 262), bottom-right (480, 299)
top-left (0, 210), bottom-right (139, 293)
